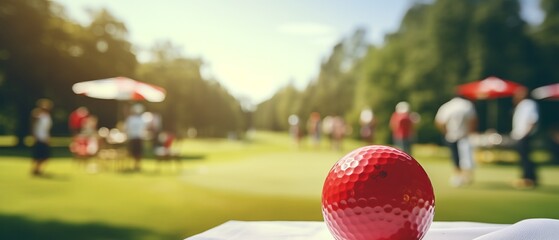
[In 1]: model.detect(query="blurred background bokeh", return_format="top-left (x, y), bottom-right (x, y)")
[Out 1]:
top-left (2, 0), bottom-right (559, 239)
top-left (0, 0), bottom-right (557, 145)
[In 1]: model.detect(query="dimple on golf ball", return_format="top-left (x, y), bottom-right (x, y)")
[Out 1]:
top-left (322, 145), bottom-right (435, 240)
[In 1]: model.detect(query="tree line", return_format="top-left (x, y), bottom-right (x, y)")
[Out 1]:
top-left (254, 0), bottom-right (559, 145)
top-left (1, 0), bottom-right (558, 148)
top-left (0, 0), bottom-right (246, 147)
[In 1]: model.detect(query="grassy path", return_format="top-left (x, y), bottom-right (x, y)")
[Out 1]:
top-left (1, 132), bottom-right (559, 239)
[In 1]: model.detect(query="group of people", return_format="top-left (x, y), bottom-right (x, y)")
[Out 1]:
top-left (68, 106), bottom-right (99, 162)
top-left (436, 88), bottom-right (539, 189)
top-left (289, 88), bottom-right (539, 190)
top-left (301, 112), bottom-right (349, 151)
top-left (288, 102), bottom-right (420, 154)
top-left (30, 101), bottom-right (177, 176)
top-left (30, 88), bottom-right (542, 189)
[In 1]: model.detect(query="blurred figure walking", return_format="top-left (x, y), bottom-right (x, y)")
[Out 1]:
top-left (390, 101), bottom-right (414, 155)
top-left (330, 116), bottom-right (347, 151)
top-left (511, 88), bottom-right (539, 189)
top-left (435, 96), bottom-right (478, 187)
top-left (31, 99), bottom-right (53, 176)
top-left (125, 103), bottom-right (148, 171)
top-left (288, 114), bottom-right (301, 148)
top-left (359, 108), bottom-right (375, 144)
top-left (68, 106), bottom-right (89, 136)
top-left (69, 114), bottom-right (100, 172)
top-left (307, 112), bottom-right (322, 149)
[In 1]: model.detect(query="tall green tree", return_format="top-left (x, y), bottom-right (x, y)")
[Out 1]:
top-left (67, 8), bottom-right (138, 128)
top-left (536, 0), bottom-right (559, 81)
top-left (0, 1), bottom-right (138, 145)
top-left (137, 42), bottom-right (245, 137)
top-left (352, 3), bottom-right (435, 143)
top-left (350, 0), bottom-right (540, 143)
top-left (467, 0), bottom-right (536, 84)
top-left (253, 82), bottom-right (302, 131)
top-left (254, 28), bottom-right (368, 134)
top-left (532, 0), bottom-right (559, 132)
top-left (1, 0), bottom-right (52, 145)
top-left (462, 0), bottom-right (538, 132)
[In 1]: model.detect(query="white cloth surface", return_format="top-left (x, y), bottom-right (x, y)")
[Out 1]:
top-left (185, 219), bottom-right (559, 240)
top-left (473, 218), bottom-right (559, 240)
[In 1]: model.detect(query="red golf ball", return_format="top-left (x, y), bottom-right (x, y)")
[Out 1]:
top-left (322, 145), bottom-right (435, 240)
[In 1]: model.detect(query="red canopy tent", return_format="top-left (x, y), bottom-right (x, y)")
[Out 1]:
top-left (457, 76), bottom-right (526, 133)
top-left (72, 76), bottom-right (166, 102)
top-left (457, 76), bottom-right (527, 162)
top-left (457, 76), bottom-right (525, 100)
top-left (532, 83), bottom-right (559, 100)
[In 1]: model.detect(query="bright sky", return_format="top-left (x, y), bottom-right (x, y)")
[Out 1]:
top-left (53, 0), bottom-right (543, 104)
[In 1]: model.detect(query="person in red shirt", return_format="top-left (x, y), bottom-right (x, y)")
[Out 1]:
top-left (68, 106), bottom-right (89, 136)
top-left (390, 101), bottom-right (415, 154)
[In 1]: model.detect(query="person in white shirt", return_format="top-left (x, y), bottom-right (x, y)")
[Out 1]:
top-left (435, 96), bottom-right (478, 187)
top-left (31, 99), bottom-right (53, 176)
top-left (125, 104), bottom-right (147, 171)
top-left (511, 88), bottom-right (539, 189)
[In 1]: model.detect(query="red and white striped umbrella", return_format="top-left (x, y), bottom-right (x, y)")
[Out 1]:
top-left (532, 83), bottom-right (559, 100)
top-left (72, 77), bottom-right (166, 102)
top-left (457, 76), bottom-right (525, 100)
top-left (457, 76), bottom-right (526, 131)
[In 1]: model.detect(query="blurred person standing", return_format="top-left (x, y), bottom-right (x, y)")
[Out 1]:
top-left (322, 115), bottom-right (334, 147)
top-left (511, 87), bottom-right (539, 189)
top-left (435, 96), bottom-right (478, 187)
top-left (69, 114), bottom-right (100, 159)
top-left (359, 108), bottom-right (375, 144)
top-left (68, 106), bottom-right (89, 136)
top-left (390, 101), bottom-right (414, 155)
top-left (331, 116), bottom-right (347, 151)
top-left (288, 114), bottom-right (301, 148)
top-left (80, 114), bottom-right (100, 158)
top-left (69, 114), bottom-right (101, 172)
top-left (307, 112), bottom-right (322, 149)
top-left (125, 103), bottom-right (147, 171)
top-left (31, 99), bottom-right (53, 176)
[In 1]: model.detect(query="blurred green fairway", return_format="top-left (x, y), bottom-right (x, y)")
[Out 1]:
top-left (2, 131), bottom-right (559, 239)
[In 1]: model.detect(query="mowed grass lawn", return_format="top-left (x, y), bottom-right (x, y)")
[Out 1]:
top-left (2, 131), bottom-right (559, 239)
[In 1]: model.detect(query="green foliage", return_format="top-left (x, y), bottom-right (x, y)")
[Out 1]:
top-left (254, 28), bottom-right (367, 135)
top-left (1, 0), bottom-right (557, 143)
top-left (532, 0), bottom-right (559, 130)
top-left (0, 2), bottom-right (246, 140)
top-left (253, 82), bottom-right (302, 131)
top-left (0, 0), bottom-right (138, 144)
top-left (256, 0), bottom-right (556, 144)
top-left (137, 49), bottom-right (245, 137)
top-left (2, 132), bottom-right (559, 239)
